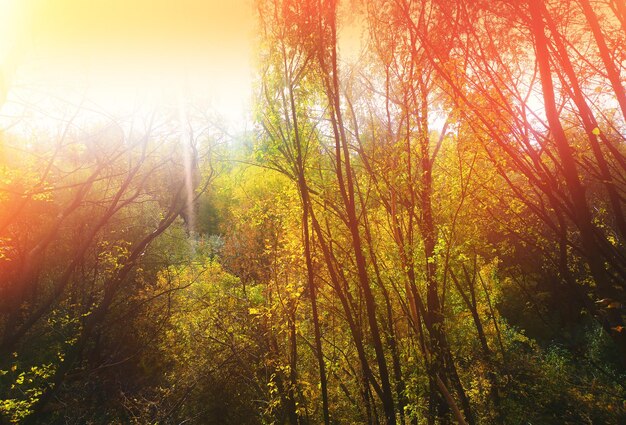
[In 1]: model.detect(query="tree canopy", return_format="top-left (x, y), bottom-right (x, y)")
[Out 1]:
top-left (1, 0), bottom-right (625, 423)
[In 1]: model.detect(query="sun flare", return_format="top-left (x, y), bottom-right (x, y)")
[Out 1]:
top-left (0, 0), bottom-right (255, 133)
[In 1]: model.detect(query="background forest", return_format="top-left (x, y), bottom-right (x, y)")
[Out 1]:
top-left (1, 0), bottom-right (626, 423)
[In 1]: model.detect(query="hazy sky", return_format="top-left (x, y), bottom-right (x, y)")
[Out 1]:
top-left (0, 0), bottom-right (257, 128)
top-left (0, 0), bottom-right (365, 135)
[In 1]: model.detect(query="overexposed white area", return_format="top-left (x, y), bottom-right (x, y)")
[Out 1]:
top-left (0, 0), bottom-right (256, 139)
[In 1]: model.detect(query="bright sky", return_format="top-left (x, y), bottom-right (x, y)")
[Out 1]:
top-left (0, 0), bottom-right (366, 139)
top-left (0, 0), bottom-right (256, 131)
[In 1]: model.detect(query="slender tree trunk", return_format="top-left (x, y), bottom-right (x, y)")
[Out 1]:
top-left (286, 46), bottom-right (331, 422)
top-left (287, 308), bottom-right (300, 425)
top-left (316, 1), bottom-right (396, 422)
top-left (528, 0), bottom-right (626, 362)
top-left (305, 204), bottom-right (387, 418)
top-left (578, 0), bottom-right (626, 124)
top-left (541, 3), bottom-right (626, 240)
